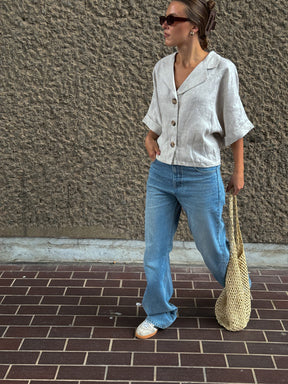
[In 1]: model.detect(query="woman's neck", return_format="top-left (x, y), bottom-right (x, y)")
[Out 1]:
top-left (176, 40), bottom-right (208, 68)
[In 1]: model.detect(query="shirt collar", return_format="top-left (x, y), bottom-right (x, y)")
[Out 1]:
top-left (163, 50), bottom-right (220, 95)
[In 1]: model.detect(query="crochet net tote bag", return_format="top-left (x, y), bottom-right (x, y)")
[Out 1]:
top-left (215, 193), bottom-right (251, 331)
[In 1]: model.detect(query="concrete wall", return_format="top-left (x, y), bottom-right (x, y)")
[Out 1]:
top-left (1, 0), bottom-right (287, 244)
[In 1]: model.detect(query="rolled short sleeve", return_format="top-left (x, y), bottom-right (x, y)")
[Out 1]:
top-left (217, 62), bottom-right (254, 146)
top-left (142, 67), bottom-right (162, 136)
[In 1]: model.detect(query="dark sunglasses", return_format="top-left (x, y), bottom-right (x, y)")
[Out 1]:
top-left (159, 15), bottom-right (191, 26)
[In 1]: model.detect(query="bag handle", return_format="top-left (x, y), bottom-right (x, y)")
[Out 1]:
top-left (228, 193), bottom-right (244, 258)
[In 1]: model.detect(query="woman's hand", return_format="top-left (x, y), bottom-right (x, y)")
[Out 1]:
top-left (226, 171), bottom-right (244, 195)
top-left (145, 130), bottom-right (160, 161)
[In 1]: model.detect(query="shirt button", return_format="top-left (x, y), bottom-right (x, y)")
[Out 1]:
top-left (172, 98), bottom-right (177, 105)
top-left (170, 142), bottom-right (175, 148)
top-left (171, 120), bottom-right (176, 126)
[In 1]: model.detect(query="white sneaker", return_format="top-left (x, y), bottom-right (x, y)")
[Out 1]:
top-left (135, 319), bottom-right (158, 339)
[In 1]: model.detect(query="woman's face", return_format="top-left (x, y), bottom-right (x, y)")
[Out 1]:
top-left (162, 1), bottom-right (194, 47)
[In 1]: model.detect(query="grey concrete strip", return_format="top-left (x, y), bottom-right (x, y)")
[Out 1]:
top-left (0, 238), bottom-right (287, 267)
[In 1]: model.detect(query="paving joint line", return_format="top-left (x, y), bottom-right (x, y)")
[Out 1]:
top-left (252, 367), bottom-right (258, 384)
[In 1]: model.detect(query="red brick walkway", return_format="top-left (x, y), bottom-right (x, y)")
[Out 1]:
top-left (0, 263), bottom-right (287, 383)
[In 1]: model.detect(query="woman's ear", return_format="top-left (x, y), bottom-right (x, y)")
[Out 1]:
top-left (192, 26), bottom-right (199, 34)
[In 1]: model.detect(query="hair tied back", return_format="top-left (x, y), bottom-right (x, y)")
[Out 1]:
top-left (207, 0), bottom-right (216, 10)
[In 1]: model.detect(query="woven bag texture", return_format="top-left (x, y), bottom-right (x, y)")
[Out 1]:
top-left (215, 194), bottom-right (251, 331)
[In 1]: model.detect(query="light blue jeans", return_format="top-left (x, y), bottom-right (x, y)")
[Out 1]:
top-left (142, 159), bottom-right (230, 329)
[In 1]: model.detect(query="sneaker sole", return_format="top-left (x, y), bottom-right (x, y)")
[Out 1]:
top-left (135, 329), bottom-right (158, 340)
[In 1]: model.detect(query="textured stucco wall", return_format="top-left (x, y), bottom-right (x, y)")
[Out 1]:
top-left (1, 0), bottom-right (287, 243)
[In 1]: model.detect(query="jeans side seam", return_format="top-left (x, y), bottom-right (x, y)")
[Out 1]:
top-left (216, 167), bottom-right (227, 261)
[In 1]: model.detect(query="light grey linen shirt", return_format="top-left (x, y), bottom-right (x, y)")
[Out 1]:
top-left (143, 50), bottom-right (254, 167)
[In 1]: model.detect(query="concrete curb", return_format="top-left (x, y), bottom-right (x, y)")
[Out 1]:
top-left (0, 238), bottom-right (287, 267)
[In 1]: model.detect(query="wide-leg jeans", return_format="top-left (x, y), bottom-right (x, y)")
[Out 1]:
top-left (142, 159), bottom-right (230, 329)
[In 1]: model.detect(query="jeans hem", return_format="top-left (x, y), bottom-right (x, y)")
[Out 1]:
top-left (146, 315), bottom-right (177, 330)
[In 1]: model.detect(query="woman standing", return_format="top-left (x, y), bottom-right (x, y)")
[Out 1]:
top-left (136, 0), bottom-right (254, 339)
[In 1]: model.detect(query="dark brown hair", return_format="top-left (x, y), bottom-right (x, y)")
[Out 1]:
top-left (176, 0), bottom-right (216, 49)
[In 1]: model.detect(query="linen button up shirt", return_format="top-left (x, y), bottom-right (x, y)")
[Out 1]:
top-left (143, 51), bottom-right (254, 167)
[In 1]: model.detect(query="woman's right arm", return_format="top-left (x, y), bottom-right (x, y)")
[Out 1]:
top-left (145, 130), bottom-right (160, 161)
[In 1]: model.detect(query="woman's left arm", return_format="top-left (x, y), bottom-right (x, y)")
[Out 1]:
top-left (226, 138), bottom-right (244, 195)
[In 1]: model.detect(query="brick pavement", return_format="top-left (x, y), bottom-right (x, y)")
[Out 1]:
top-left (0, 263), bottom-right (287, 384)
